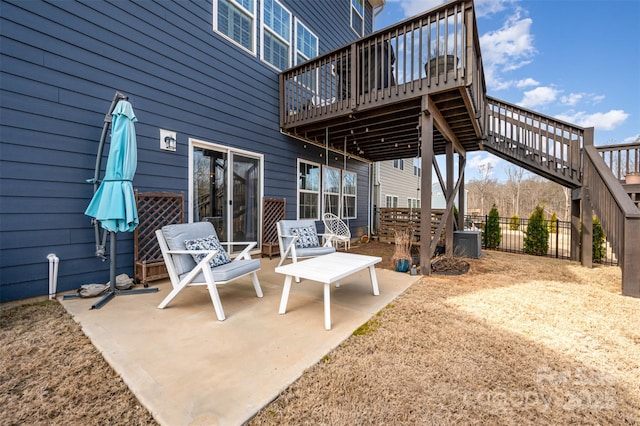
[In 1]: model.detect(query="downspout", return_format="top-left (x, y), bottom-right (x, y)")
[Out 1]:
top-left (47, 253), bottom-right (59, 300)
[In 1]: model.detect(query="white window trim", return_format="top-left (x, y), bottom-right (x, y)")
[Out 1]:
top-left (297, 159), bottom-right (321, 220)
top-left (385, 194), bottom-right (398, 208)
top-left (260, 0), bottom-right (292, 71)
top-left (322, 165), bottom-right (341, 217)
top-left (342, 170), bottom-right (357, 219)
top-left (294, 18), bottom-right (318, 65)
top-left (350, 0), bottom-right (364, 36)
top-left (212, 0), bottom-right (257, 56)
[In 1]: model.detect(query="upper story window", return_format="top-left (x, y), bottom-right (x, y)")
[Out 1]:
top-left (214, 0), bottom-right (256, 54)
top-left (261, 0), bottom-right (291, 70)
top-left (393, 159), bottom-right (404, 170)
top-left (351, 0), bottom-right (364, 36)
top-left (413, 165), bottom-right (421, 177)
top-left (295, 19), bottom-right (318, 65)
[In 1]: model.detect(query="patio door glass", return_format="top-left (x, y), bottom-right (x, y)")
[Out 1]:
top-left (192, 143), bottom-right (262, 248)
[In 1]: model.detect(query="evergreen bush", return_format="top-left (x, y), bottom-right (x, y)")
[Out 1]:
top-left (524, 205), bottom-right (549, 256)
top-left (509, 214), bottom-right (520, 231)
top-left (548, 212), bottom-right (558, 233)
top-left (483, 205), bottom-right (501, 249)
top-left (592, 216), bottom-right (606, 264)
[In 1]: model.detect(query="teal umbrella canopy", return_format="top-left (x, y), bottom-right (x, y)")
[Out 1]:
top-left (85, 100), bottom-right (139, 232)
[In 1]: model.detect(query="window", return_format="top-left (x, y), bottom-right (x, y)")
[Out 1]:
top-left (323, 166), bottom-right (341, 217)
top-left (214, 0), bottom-right (256, 53)
top-left (298, 160), bottom-right (320, 219)
top-left (295, 19), bottom-right (318, 65)
top-left (342, 171), bottom-right (357, 218)
top-left (351, 0), bottom-right (364, 36)
top-left (408, 197), bottom-right (421, 208)
top-left (413, 165), bottom-right (421, 176)
top-left (261, 0), bottom-right (291, 70)
top-left (393, 159), bottom-right (404, 170)
top-left (386, 195), bottom-right (398, 208)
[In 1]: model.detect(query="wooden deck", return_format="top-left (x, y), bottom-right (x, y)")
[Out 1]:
top-left (279, 0), bottom-right (485, 162)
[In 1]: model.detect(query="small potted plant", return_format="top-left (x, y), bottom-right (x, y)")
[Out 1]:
top-left (391, 229), bottom-right (412, 272)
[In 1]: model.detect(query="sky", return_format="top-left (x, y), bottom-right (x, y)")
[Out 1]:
top-left (373, 0), bottom-right (640, 182)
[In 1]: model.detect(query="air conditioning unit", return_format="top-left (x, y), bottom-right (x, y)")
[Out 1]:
top-left (453, 231), bottom-right (482, 258)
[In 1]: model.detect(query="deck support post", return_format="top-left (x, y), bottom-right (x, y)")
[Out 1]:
top-left (445, 142), bottom-right (454, 256)
top-left (420, 96), bottom-right (434, 275)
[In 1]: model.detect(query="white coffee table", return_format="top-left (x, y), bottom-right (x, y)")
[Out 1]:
top-left (275, 252), bottom-right (382, 330)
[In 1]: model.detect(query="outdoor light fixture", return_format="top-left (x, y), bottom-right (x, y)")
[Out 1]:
top-left (160, 129), bottom-right (177, 152)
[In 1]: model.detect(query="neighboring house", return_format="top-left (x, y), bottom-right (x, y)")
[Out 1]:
top-left (373, 158), bottom-right (422, 209)
top-left (373, 158), bottom-right (467, 232)
top-left (373, 158), bottom-right (466, 210)
top-left (0, 0), bottom-right (385, 303)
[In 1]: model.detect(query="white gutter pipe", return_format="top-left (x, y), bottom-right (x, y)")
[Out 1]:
top-left (47, 253), bottom-right (59, 300)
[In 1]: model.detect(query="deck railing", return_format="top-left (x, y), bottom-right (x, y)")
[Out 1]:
top-left (595, 141), bottom-right (640, 180)
top-left (583, 135), bottom-right (640, 296)
top-left (280, 0), bottom-right (485, 129)
top-left (485, 96), bottom-right (583, 187)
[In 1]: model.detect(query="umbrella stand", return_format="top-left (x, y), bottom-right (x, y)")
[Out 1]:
top-left (90, 230), bottom-right (158, 310)
top-left (65, 91), bottom-right (158, 308)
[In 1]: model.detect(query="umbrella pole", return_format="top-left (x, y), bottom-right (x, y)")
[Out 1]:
top-left (90, 232), bottom-right (159, 310)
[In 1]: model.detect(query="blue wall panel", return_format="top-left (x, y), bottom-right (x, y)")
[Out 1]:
top-left (0, 0), bottom-right (375, 303)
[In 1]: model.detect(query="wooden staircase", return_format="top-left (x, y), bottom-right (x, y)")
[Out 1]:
top-left (483, 96), bottom-right (640, 296)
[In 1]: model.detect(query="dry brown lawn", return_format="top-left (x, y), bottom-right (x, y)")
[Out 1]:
top-left (2, 245), bottom-right (639, 425)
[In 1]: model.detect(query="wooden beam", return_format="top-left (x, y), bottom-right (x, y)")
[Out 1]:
top-left (420, 96), bottom-right (434, 275)
top-left (428, 96), bottom-right (466, 156)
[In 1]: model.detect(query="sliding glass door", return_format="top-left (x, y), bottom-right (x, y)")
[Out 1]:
top-left (191, 141), bottom-right (262, 247)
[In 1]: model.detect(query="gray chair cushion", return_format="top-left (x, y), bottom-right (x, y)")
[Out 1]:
top-left (184, 258), bottom-right (261, 283)
top-left (295, 246), bottom-right (336, 257)
top-left (162, 222), bottom-right (218, 276)
top-left (278, 220), bottom-right (320, 252)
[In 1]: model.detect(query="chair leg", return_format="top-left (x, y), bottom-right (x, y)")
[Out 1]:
top-left (205, 282), bottom-right (226, 321)
top-left (157, 280), bottom-right (189, 309)
top-left (252, 272), bottom-right (263, 298)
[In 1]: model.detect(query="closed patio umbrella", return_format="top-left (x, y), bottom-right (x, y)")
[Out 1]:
top-left (83, 95), bottom-right (157, 309)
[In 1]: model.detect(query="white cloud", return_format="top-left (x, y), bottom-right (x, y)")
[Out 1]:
top-left (560, 92), bottom-right (606, 107)
top-left (480, 9), bottom-right (536, 90)
top-left (555, 110), bottom-right (629, 131)
top-left (468, 152), bottom-right (501, 176)
top-left (516, 78), bottom-right (539, 88)
top-left (561, 93), bottom-right (584, 106)
top-left (518, 86), bottom-right (559, 108)
top-left (622, 134), bottom-right (640, 144)
top-left (387, 0), bottom-right (515, 19)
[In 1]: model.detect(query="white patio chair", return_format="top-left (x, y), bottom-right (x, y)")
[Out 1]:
top-left (276, 219), bottom-right (336, 281)
top-left (156, 221), bottom-right (263, 320)
top-left (322, 212), bottom-right (351, 251)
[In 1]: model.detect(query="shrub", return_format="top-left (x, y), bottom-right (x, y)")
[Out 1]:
top-left (508, 214), bottom-right (520, 231)
top-left (548, 212), bottom-right (558, 233)
top-left (524, 205), bottom-right (549, 256)
top-left (593, 216), bottom-right (606, 264)
top-left (483, 205), bottom-right (501, 249)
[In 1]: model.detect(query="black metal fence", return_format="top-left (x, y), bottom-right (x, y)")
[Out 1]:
top-left (467, 215), bottom-right (619, 266)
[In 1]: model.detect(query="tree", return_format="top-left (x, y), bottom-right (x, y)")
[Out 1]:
top-left (548, 211), bottom-right (558, 234)
top-left (524, 205), bottom-right (549, 256)
top-left (509, 214), bottom-right (520, 231)
top-left (506, 166), bottom-right (525, 217)
top-left (483, 204), bottom-right (501, 249)
top-left (592, 216), bottom-right (606, 264)
top-left (477, 162), bottom-right (495, 216)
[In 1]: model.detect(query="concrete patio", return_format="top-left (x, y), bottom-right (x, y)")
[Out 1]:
top-left (59, 256), bottom-right (418, 425)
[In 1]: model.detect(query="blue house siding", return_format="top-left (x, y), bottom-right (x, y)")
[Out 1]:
top-left (0, 0), bottom-right (375, 303)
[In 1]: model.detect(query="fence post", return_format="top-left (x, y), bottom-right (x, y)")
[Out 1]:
top-left (556, 219), bottom-right (560, 259)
